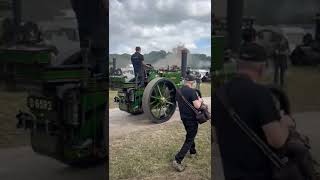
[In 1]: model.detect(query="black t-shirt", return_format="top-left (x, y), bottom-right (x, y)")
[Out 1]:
top-left (212, 75), bottom-right (281, 179)
top-left (176, 86), bottom-right (199, 120)
top-left (131, 52), bottom-right (144, 73)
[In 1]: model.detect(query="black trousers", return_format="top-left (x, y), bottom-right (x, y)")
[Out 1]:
top-left (273, 57), bottom-right (287, 87)
top-left (133, 68), bottom-right (145, 87)
top-left (175, 119), bottom-right (198, 163)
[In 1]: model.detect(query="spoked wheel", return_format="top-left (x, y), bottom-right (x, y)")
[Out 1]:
top-left (142, 77), bottom-right (177, 123)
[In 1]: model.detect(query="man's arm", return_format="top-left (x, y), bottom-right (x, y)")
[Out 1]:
top-left (193, 98), bottom-right (203, 109)
top-left (262, 117), bottom-right (291, 148)
top-left (191, 90), bottom-right (203, 109)
top-left (257, 88), bottom-right (293, 149)
top-left (141, 54), bottom-right (147, 66)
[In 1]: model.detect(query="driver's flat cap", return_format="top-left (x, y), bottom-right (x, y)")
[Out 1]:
top-left (239, 42), bottom-right (267, 62)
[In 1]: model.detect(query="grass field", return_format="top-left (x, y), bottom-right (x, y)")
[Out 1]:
top-left (261, 66), bottom-right (320, 113)
top-left (108, 66), bottom-right (320, 179)
top-left (109, 120), bottom-right (211, 180)
top-left (109, 82), bottom-right (211, 109)
top-left (0, 91), bottom-right (29, 148)
top-left (0, 65), bottom-right (318, 180)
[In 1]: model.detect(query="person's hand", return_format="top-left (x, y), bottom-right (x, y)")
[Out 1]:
top-left (280, 111), bottom-right (295, 128)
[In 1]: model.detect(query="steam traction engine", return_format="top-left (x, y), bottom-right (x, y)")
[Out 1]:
top-left (111, 50), bottom-right (190, 123)
top-left (0, 0), bottom-right (107, 166)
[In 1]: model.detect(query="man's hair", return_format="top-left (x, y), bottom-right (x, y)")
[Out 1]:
top-left (135, 46), bottom-right (141, 51)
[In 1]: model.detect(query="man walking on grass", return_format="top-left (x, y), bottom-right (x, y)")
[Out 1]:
top-left (173, 74), bottom-right (203, 172)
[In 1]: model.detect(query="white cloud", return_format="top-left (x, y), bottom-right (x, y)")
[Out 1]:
top-left (109, 0), bottom-right (211, 55)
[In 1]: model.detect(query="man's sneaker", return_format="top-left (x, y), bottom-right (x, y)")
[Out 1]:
top-left (172, 160), bottom-right (185, 172)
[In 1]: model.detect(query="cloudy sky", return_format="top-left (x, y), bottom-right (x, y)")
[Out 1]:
top-left (109, 0), bottom-right (211, 55)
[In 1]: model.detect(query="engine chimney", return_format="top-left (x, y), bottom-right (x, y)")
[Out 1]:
top-left (113, 58), bottom-right (117, 69)
top-left (227, 0), bottom-right (244, 53)
top-left (181, 49), bottom-right (188, 78)
top-left (12, 0), bottom-right (21, 27)
top-left (316, 13), bottom-right (320, 41)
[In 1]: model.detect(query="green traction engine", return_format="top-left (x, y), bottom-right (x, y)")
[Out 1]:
top-left (212, 0), bottom-right (247, 90)
top-left (111, 50), bottom-right (190, 124)
top-left (212, 36), bottom-right (237, 90)
top-left (0, 45), bottom-right (107, 166)
top-left (0, 0), bottom-right (108, 166)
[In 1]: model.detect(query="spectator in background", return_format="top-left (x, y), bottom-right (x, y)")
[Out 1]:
top-left (273, 37), bottom-right (289, 88)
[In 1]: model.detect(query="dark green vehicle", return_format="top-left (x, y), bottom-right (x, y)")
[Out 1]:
top-left (0, 0), bottom-right (107, 166)
top-left (0, 45), bottom-right (107, 166)
top-left (111, 50), bottom-right (189, 124)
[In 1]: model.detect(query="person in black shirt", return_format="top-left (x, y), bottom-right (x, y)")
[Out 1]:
top-left (212, 42), bottom-right (295, 180)
top-left (273, 37), bottom-right (289, 87)
top-left (131, 46), bottom-right (145, 87)
top-left (173, 75), bottom-right (203, 172)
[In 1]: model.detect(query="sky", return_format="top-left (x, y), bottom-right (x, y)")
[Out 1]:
top-left (109, 0), bottom-right (211, 56)
top-left (214, 0), bottom-right (319, 25)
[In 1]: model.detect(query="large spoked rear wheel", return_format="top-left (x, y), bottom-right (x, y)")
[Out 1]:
top-left (142, 77), bottom-right (177, 123)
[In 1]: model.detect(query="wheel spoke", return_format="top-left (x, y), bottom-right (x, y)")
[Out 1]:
top-left (163, 88), bottom-right (170, 98)
top-left (151, 96), bottom-right (161, 100)
top-left (145, 79), bottom-right (177, 121)
top-left (152, 102), bottom-right (161, 109)
top-left (166, 101), bottom-right (174, 105)
top-left (166, 96), bottom-right (174, 102)
top-left (158, 106), bottom-right (162, 117)
top-left (157, 85), bottom-right (162, 97)
top-left (150, 100), bottom-right (158, 105)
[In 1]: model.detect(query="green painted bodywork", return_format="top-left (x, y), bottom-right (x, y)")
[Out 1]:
top-left (43, 69), bottom-right (89, 81)
top-left (147, 69), bottom-right (159, 82)
top-left (0, 46), bottom-right (107, 164)
top-left (118, 88), bottom-right (144, 113)
top-left (159, 71), bottom-right (182, 86)
top-left (111, 67), bottom-right (183, 115)
top-left (0, 47), bottom-right (51, 64)
top-left (212, 36), bottom-right (237, 92)
top-left (212, 36), bottom-right (224, 72)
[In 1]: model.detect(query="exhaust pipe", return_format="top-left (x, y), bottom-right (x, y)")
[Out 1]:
top-left (12, 0), bottom-right (22, 27)
top-left (227, 0), bottom-right (244, 53)
top-left (316, 13), bottom-right (320, 41)
top-left (113, 58), bottom-right (117, 69)
top-left (181, 49), bottom-right (188, 78)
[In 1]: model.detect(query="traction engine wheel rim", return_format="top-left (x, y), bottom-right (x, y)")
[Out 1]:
top-left (142, 77), bottom-right (177, 123)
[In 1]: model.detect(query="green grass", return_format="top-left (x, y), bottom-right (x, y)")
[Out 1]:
top-left (0, 91), bottom-right (30, 148)
top-left (261, 66), bottom-right (320, 113)
top-left (199, 83), bottom-right (211, 97)
top-left (109, 121), bottom-right (211, 180)
top-left (109, 90), bottom-right (118, 109)
top-left (109, 82), bottom-right (211, 109)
